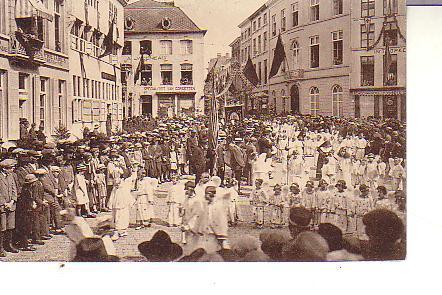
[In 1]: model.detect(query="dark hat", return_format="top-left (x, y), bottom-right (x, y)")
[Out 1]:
top-left (205, 185), bottom-right (217, 194)
top-left (138, 230), bottom-right (183, 262)
top-left (362, 209), bottom-right (404, 243)
top-left (289, 206), bottom-right (312, 227)
top-left (305, 180), bottom-right (314, 187)
top-left (318, 223), bottom-right (343, 252)
top-left (359, 184), bottom-right (369, 192)
top-left (184, 181), bottom-right (196, 189)
top-left (255, 178), bottom-right (264, 185)
top-left (336, 180), bottom-right (347, 189)
top-left (73, 237), bottom-right (120, 262)
top-left (178, 248), bottom-right (207, 262)
top-left (376, 186), bottom-right (387, 195)
top-left (319, 179), bottom-right (328, 187)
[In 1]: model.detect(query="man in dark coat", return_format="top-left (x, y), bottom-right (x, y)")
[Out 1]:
top-left (191, 144), bottom-right (207, 185)
top-left (0, 159), bottom-right (19, 256)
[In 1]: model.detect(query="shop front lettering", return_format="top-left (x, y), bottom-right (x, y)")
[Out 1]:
top-left (374, 47), bottom-right (406, 55)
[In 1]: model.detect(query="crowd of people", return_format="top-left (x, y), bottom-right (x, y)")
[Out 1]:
top-left (0, 113), bottom-right (406, 262)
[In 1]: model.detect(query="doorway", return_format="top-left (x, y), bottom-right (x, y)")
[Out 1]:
top-left (140, 95), bottom-right (152, 117)
top-left (290, 85), bottom-right (300, 113)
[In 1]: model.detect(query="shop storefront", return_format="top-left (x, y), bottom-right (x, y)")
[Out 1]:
top-left (351, 88), bottom-right (406, 121)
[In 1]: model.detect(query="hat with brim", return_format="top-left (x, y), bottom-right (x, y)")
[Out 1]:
top-left (24, 174), bottom-right (38, 184)
top-left (138, 230), bottom-right (183, 262)
top-left (0, 159), bottom-right (17, 168)
top-left (33, 168), bottom-right (48, 175)
top-left (73, 237), bottom-right (120, 262)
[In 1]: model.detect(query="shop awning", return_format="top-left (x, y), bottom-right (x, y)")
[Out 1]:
top-left (15, 0), bottom-right (53, 22)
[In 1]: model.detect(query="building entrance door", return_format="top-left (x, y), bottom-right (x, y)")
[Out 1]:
top-left (290, 85), bottom-right (300, 113)
top-left (383, 95), bottom-right (398, 119)
top-left (140, 95), bottom-right (152, 116)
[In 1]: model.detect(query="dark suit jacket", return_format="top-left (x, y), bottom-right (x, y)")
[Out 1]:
top-left (40, 167), bottom-right (58, 201)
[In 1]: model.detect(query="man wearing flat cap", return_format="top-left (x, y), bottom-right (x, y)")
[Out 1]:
top-left (0, 159), bottom-right (19, 256)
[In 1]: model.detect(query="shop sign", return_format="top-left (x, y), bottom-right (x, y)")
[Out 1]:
top-left (351, 88), bottom-right (406, 96)
top-left (102, 72), bottom-right (117, 82)
top-left (373, 47), bottom-right (406, 55)
top-left (141, 85), bottom-right (196, 94)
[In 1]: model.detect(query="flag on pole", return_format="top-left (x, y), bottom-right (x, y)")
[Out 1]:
top-left (383, 37), bottom-right (393, 85)
top-left (243, 56), bottom-right (259, 86)
top-left (99, 16), bottom-right (115, 58)
top-left (134, 54), bottom-right (145, 84)
top-left (206, 60), bottom-right (219, 152)
top-left (269, 34), bottom-right (287, 79)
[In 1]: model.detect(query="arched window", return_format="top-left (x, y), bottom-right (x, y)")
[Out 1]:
top-left (310, 87), bottom-right (319, 115)
top-left (292, 40), bottom-right (300, 68)
top-left (332, 85), bottom-right (343, 116)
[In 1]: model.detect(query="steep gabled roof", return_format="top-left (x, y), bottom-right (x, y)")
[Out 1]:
top-left (125, 0), bottom-right (206, 34)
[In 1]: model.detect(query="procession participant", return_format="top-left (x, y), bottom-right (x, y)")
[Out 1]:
top-left (316, 179), bottom-right (333, 224)
top-left (203, 185), bottom-right (230, 253)
top-left (169, 143), bottom-right (179, 178)
top-left (354, 184), bottom-right (374, 238)
top-left (374, 186), bottom-right (395, 211)
top-left (354, 133), bottom-right (367, 160)
top-left (249, 179), bottom-right (267, 228)
top-left (33, 169), bottom-right (51, 240)
top-left (377, 157), bottom-right (387, 187)
top-left (243, 138), bottom-right (257, 186)
top-left (133, 169), bottom-right (156, 230)
top-left (316, 140), bottom-right (333, 180)
top-left (73, 164), bottom-right (94, 218)
top-left (336, 147), bottom-right (352, 187)
top-left (287, 183), bottom-right (302, 207)
top-left (132, 143), bottom-right (144, 168)
top-left (332, 180), bottom-right (352, 234)
top-left (105, 151), bottom-right (124, 211)
top-left (251, 153), bottom-right (267, 186)
top-left (301, 181), bottom-right (317, 228)
top-left (167, 175), bottom-right (186, 227)
top-left (0, 159), bottom-right (19, 255)
top-left (180, 180), bottom-right (196, 245)
top-left (142, 141), bottom-right (154, 177)
top-left (389, 157), bottom-right (405, 191)
top-left (225, 178), bottom-right (240, 226)
top-left (350, 157), bottom-right (362, 188)
top-left (268, 184), bottom-right (285, 229)
top-left (321, 158), bottom-right (336, 185)
top-left (288, 152), bottom-right (307, 188)
top-left (195, 172), bottom-right (210, 201)
top-left (151, 139), bottom-right (164, 183)
top-left (186, 129), bottom-right (199, 175)
top-left (95, 164), bottom-right (107, 212)
top-left (365, 154), bottom-right (379, 190)
top-left (109, 169), bottom-right (136, 241)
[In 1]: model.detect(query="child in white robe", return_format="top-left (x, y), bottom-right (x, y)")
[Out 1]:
top-left (332, 180), bottom-right (353, 234)
top-left (133, 170), bottom-right (155, 229)
top-left (301, 181), bottom-right (318, 227)
top-left (249, 179), bottom-right (267, 228)
top-left (316, 180), bottom-right (333, 224)
top-left (268, 184), bottom-right (285, 228)
top-left (354, 184), bottom-right (375, 239)
top-left (377, 158), bottom-right (387, 187)
top-left (389, 158), bottom-right (405, 191)
top-left (365, 154), bottom-right (379, 190)
top-left (225, 179), bottom-right (241, 225)
top-left (109, 172), bottom-right (136, 240)
top-left (167, 177), bottom-right (187, 227)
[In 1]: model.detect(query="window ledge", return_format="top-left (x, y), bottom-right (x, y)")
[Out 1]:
top-left (44, 48), bottom-right (68, 59)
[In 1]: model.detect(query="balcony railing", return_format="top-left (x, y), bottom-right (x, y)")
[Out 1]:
top-left (9, 34), bottom-right (45, 63)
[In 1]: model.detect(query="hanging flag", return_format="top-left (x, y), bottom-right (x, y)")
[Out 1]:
top-left (208, 60), bottom-right (219, 152)
top-left (134, 54), bottom-right (145, 84)
top-left (98, 16), bottom-right (115, 58)
top-left (383, 37), bottom-right (393, 85)
top-left (269, 34), bottom-right (287, 79)
top-left (243, 56), bottom-right (259, 86)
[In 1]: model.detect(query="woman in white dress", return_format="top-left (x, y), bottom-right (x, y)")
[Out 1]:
top-left (133, 169), bottom-right (156, 229)
top-left (109, 171), bottom-right (136, 240)
top-left (73, 164), bottom-right (92, 217)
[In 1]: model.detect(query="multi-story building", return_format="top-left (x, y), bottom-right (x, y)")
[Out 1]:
top-left (235, 0), bottom-right (406, 120)
top-left (68, 0), bottom-right (127, 136)
top-left (349, 0), bottom-right (406, 120)
top-left (123, 0), bottom-right (206, 118)
top-left (238, 4), bottom-right (270, 113)
top-left (0, 0), bottom-right (70, 141)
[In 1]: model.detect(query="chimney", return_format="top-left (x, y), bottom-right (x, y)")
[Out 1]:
top-left (217, 53), bottom-right (221, 57)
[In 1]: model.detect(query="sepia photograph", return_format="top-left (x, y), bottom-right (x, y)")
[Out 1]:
top-left (0, 0), bottom-right (406, 263)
